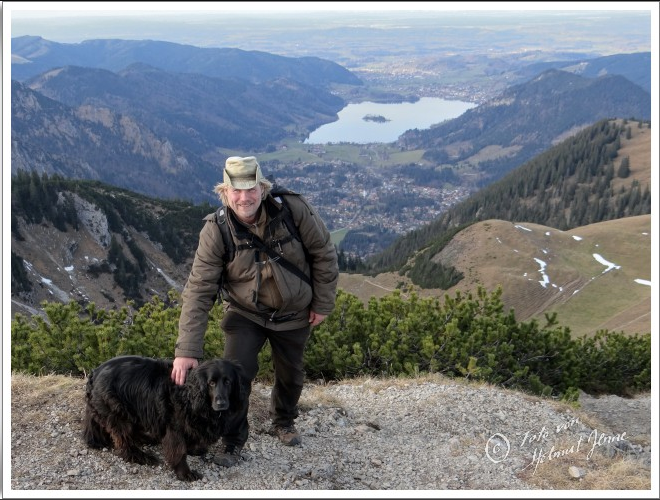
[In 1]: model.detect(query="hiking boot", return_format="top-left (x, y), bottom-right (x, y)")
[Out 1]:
top-left (270, 424), bottom-right (302, 446)
top-left (212, 444), bottom-right (242, 467)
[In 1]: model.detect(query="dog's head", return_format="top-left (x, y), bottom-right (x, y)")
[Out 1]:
top-left (190, 359), bottom-right (248, 413)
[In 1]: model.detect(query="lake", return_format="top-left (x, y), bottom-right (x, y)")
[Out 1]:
top-left (304, 97), bottom-right (475, 144)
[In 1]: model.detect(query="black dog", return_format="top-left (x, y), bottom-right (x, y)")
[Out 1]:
top-left (82, 355), bottom-right (248, 481)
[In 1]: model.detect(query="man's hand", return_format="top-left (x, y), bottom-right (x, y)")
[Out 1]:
top-left (309, 311), bottom-right (327, 327)
top-left (171, 356), bottom-right (198, 385)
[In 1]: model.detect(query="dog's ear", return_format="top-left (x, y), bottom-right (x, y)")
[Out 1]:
top-left (230, 362), bottom-right (249, 407)
top-left (186, 365), bottom-right (209, 413)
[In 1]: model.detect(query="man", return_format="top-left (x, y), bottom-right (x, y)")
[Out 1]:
top-left (171, 156), bottom-right (339, 467)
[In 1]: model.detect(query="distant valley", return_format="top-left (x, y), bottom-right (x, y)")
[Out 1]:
top-left (8, 22), bottom-right (652, 337)
top-left (10, 37), bottom-right (651, 258)
top-left (10, 119), bottom-right (651, 338)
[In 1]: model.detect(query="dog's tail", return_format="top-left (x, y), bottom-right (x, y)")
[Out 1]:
top-left (82, 368), bottom-right (113, 449)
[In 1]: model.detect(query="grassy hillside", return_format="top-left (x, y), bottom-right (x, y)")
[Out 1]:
top-left (555, 216), bottom-right (651, 335)
top-left (339, 214), bottom-right (651, 338)
top-left (364, 119), bottom-right (651, 277)
top-left (443, 215), bottom-right (650, 337)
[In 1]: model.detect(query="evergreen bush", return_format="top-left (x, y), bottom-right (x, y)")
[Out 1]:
top-left (10, 287), bottom-right (650, 399)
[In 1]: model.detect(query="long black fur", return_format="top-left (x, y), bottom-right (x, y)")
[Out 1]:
top-left (82, 355), bottom-right (248, 481)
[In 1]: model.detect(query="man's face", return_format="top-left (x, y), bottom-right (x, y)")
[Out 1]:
top-left (226, 185), bottom-right (263, 223)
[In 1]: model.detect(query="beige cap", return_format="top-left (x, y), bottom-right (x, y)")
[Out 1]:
top-left (223, 156), bottom-right (263, 189)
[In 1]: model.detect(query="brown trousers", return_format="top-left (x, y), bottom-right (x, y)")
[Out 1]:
top-left (220, 311), bottom-right (311, 448)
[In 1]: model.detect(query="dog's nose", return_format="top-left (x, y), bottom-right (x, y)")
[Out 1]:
top-left (213, 399), bottom-right (229, 411)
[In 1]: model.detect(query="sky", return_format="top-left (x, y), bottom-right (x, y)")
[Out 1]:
top-left (6, 2), bottom-right (659, 33)
top-left (4, 2), bottom-right (657, 55)
top-left (8, 1), bottom-right (654, 14)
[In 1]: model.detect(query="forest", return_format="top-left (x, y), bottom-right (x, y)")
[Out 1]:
top-left (365, 119), bottom-right (652, 281)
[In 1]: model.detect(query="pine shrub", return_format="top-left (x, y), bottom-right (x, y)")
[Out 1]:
top-left (10, 287), bottom-right (650, 398)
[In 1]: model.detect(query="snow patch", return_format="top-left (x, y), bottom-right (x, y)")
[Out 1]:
top-left (593, 253), bottom-right (621, 274)
top-left (151, 260), bottom-right (183, 291)
top-left (534, 258), bottom-right (550, 288)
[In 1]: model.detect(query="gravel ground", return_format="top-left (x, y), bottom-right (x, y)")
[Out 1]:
top-left (8, 373), bottom-right (653, 495)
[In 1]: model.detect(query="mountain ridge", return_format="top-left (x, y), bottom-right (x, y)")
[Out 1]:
top-left (11, 39), bottom-right (651, 207)
top-left (398, 69), bottom-right (651, 184)
top-left (11, 65), bottom-right (346, 203)
top-left (10, 35), bottom-right (363, 88)
top-left (516, 51), bottom-right (651, 93)
top-left (11, 63), bottom-right (650, 210)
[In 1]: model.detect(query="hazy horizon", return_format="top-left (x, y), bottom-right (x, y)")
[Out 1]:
top-left (7, 3), bottom-right (653, 59)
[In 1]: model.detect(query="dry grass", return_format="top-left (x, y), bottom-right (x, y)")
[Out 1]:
top-left (10, 372), bottom-right (651, 491)
top-left (339, 213), bottom-right (651, 338)
top-left (10, 372), bottom-right (86, 428)
top-left (518, 435), bottom-right (651, 490)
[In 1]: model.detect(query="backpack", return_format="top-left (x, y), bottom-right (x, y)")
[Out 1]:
top-left (214, 186), bottom-right (312, 287)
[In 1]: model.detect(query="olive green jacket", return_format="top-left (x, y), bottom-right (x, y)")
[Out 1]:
top-left (175, 193), bottom-right (339, 359)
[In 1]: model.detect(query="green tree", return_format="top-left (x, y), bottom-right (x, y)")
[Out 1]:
top-left (617, 156), bottom-right (631, 178)
top-left (305, 290), bottom-right (367, 379)
top-left (11, 251), bottom-right (32, 293)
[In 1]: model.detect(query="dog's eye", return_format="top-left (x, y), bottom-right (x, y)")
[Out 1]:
top-left (208, 380), bottom-right (216, 387)
top-left (224, 379), bottom-right (231, 386)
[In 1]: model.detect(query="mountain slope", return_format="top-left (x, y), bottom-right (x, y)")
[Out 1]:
top-left (11, 63), bottom-right (345, 203)
top-left (9, 179), bottom-right (214, 318)
top-left (516, 52), bottom-right (651, 94)
top-left (11, 175), bottom-right (650, 338)
top-left (436, 216), bottom-right (651, 337)
top-left (10, 80), bottom-right (217, 202)
top-left (341, 119), bottom-right (652, 337)
top-left (10, 36), bottom-right (363, 88)
top-left (11, 117), bottom-right (651, 338)
top-left (398, 70), bottom-right (651, 184)
top-left (25, 63), bottom-right (345, 153)
top-left (368, 119), bottom-right (651, 276)
top-left (338, 215), bottom-right (651, 338)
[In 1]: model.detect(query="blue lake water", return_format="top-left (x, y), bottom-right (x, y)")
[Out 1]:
top-left (304, 97), bottom-right (475, 144)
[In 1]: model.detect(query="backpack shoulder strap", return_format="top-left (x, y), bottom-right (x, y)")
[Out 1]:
top-left (269, 187), bottom-right (303, 244)
top-left (214, 207), bottom-right (235, 262)
top-left (214, 196), bottom-right (314, 296)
